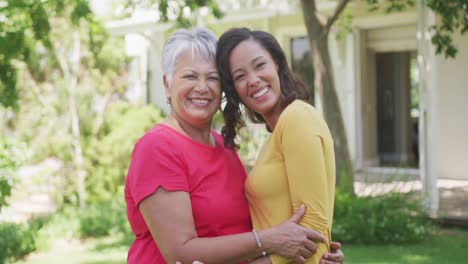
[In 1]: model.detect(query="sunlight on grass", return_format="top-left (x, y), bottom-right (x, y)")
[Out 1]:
top-left (14, 228), bottom-right (468, 264)
top-left (345, 228), bottom-right (468, 264)
top-left (15, 236), bottom-right (128, 264)
top-left (16, 251), bottom-right (126, 264)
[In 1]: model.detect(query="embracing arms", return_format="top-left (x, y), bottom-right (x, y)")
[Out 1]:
top-left (139, 187), bottom-right (326, 264)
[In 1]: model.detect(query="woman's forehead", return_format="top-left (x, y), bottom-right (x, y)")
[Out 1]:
top-left (175, 49), bottom-right (216, 70)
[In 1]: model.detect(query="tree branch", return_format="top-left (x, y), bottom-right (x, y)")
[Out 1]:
top-left (323, 0), bottom-right (351, 36)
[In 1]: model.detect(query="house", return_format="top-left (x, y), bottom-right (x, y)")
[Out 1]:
top-left (106, 1), bottom-right (468, 218)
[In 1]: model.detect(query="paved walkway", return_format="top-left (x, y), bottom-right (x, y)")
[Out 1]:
top-left (438, 181), bottom-right (468, 224)
top-left (355, 170), bottom-right (468, 225)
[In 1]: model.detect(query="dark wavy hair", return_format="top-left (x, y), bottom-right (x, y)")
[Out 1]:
top-left (216, 27), bottom-right (310, 149)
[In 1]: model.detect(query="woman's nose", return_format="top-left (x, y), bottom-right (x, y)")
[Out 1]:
top-left (194, 79), bottom-right (209, 92)
top-left (247, 73), bottom-right (260, 88)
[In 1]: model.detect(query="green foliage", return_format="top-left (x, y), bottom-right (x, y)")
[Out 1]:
top-left (0, 177), bottom-right (12, 212)
top-left (365, 0), bottom-right (468, 58)
top-left (28, 206), bottom-right (81, 251)
top-left (4, 3), bottom-right (128, 207)
top-left (366, 0), bottom-right (416, 13)
top-left (79, 197), bottom-right (130, 238)
top-left (0, 222), bottom-right (36, 264)
top-left (332, 190), bottom-right (433, 244)
top-left (0, 0), bottom-right (95, 108)
top-left (236, 123), bottom-right (269, 167)
top-left (84, 102), bottom-right (164, 203)
top-left (0, 62), bottom-right (18, 109)
top-left (335, 6), bottom-right (353, 41)
top-left (0, 138), bottom-right (27, 211)
top-left (426, 0), bottom-right (468, 58)
top-left (126, 0), bottom-right (223, 28)
top-left (291, 49), bottom-right (315, 104)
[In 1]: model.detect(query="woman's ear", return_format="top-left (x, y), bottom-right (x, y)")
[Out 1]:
top-left (163, 74), bottom-right (171, 98)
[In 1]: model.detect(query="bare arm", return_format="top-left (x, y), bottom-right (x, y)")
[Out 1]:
top-left (140, 187), bottom-right (327, 264)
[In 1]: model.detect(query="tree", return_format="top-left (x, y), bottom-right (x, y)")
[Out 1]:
top-left (0, 0), bottom-right (97, 109)
top-left (0, 0), bottom-right (130, 208)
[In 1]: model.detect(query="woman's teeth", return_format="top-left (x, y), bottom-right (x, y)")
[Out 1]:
top-left (191, 99), bottom-right (209, 105)
top-left (252, 87), bottom-right (269, 98)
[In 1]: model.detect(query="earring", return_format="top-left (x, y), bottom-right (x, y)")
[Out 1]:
top-left (167, 97), bottom-right (172, 109)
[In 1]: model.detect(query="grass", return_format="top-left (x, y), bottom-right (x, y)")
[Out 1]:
top-left (15, 236), bottom-right (128, 264)
top-left (14, 228), bottom-right (468, 264)
top-left (344, 228), bottom-right (468, 264)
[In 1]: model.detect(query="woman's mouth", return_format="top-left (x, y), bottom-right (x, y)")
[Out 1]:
top-left (251, 86), bottom-right (270, 99)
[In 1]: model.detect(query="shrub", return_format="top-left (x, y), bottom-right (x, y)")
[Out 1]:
top-left (84, 102), bottom-right (164, 203)
top-left (0, 222), bottom-right (36, 264)
top-left (79, 197), bottom-right (130, 238)
top-left (29, 206), bottom-right (81, 251)
top-left (332, 190), bottom-right (433, 244)
top-left (0, 139), bottom-right (27, 211)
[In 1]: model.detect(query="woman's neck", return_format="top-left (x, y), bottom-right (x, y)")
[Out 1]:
top-left (165, 113), bottom-right (214, 146)
top-left (262, 100), bottom-right (284, 131)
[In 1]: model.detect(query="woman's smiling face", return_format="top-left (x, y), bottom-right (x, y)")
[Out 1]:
top-left (229, 39), bottom-right (282, 123)
top-left (165, 49), bottom-right (221, 127)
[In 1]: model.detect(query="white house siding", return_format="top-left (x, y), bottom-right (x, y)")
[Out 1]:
top-left (427, 31), bottom-right (468, 181)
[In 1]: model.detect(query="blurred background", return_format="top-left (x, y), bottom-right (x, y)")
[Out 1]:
top-left (1, 0), bottom-right (467, 263)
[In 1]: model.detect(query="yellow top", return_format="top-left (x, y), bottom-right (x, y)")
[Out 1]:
top-left (245, 100), bottom-right (336, 264)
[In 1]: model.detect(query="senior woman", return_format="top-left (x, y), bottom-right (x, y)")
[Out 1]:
top-left (124, 28), bottom-right (343, 264)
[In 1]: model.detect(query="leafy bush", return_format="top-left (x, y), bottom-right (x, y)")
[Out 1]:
top-left (30, 206), bottom-right (81, 251)
top-left (0, 222), bottom-right (36, 264)
top-left (332, 190), bottom-right (433, 244)
top-left (79, 194), bottom-right (130, 238)
top-left (84, 102), bottom-right (164, 204)
top-left (0, 177), bottom-right (12, 212)
top-left (0, 139), bottom-right (27, 212)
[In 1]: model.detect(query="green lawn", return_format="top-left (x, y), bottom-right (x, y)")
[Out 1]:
top-left (16, 228), bottom-right (468, 264)
top-left (15, 237), bottom-right (128, 264)
top-left (344, 228), bottom-right (468, 264)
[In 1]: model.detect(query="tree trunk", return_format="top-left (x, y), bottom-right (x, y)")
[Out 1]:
top-left (55, 32), bottom-right (87, 208)
top-left (300, 0), bottom-right (354, 194)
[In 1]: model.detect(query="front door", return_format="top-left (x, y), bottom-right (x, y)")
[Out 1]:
top-left (375, 52), bottom-right (418, 167)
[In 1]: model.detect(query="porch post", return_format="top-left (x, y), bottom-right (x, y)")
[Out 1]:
top-left (417, 0), bottom-right (438, 217)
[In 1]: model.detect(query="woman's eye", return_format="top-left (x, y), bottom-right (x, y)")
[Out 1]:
top-left (208, 76), bottom-right (219, 81)
top-left (256, 62), bottom-right (265, 68)
top-left (234, 74), bottom-right (244, 81)
top-left (183, 75), bottom-right (196, 80)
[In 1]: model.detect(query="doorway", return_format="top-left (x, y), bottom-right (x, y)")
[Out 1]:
top-left (375, 51), bottom-right (419, 168)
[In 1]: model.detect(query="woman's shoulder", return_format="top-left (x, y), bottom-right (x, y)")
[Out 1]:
top-left (280, 100), bottom-right (320, 124)
top-left (274, 100), bottom-right (331, 140)
top-left (134, 124), bottom-right (178, 152)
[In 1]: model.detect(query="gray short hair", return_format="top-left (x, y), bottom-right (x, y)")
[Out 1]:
top-left (161, 27), bottom-right (218, 83)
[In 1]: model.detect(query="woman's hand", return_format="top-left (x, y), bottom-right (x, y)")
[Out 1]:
top-left (320, 241), bottom-right (344, 264)
top-left (260, 205), bottom-right (327, 263)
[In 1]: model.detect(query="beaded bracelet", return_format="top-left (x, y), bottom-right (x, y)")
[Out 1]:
top-left (252, 229), bottom-right (267, 257)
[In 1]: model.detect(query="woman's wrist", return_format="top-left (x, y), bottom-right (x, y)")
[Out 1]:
top-left (252, 229), bottom-right (268, 257)
top-left (255, 228), bottom-right (277, 255)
